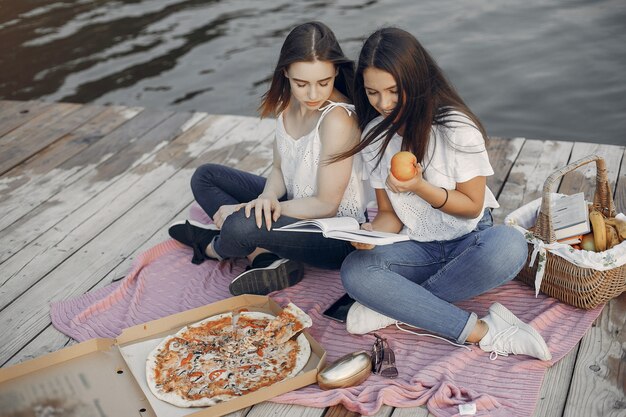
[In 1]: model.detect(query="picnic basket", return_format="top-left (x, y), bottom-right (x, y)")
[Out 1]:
top-left (515, 154), bottom-right (626, 309)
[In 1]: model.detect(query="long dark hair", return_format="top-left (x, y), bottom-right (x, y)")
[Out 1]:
top-left (334, 27), bottom-right (487, 167)
top-left (258, 21), bottom-right (355, 118)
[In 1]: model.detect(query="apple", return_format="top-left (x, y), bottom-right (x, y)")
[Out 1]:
top-left (390, 151), bottom-right (417, 181)
top-left (580, 233), bottom-right (596, 252)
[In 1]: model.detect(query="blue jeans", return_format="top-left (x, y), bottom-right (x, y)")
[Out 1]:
top-left (191, 163), bottom-right (355, 269)
top-left (340, 211), bottom-right (528, 344)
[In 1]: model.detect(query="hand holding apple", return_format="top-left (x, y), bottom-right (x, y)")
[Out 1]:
top-left (390, 151), bottom-right (418, 181)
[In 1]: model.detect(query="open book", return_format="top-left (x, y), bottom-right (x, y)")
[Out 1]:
top-left (551, 192), bottom-right (590, 241)
top-left (275, 217), bottom-right (409, 245)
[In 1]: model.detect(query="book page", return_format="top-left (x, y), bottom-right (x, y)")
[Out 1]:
top-left (552, 192), bottom-right (587, 230)
top-left (326, 229), bottom-right (410, 245)
top-left (276, 217), bottom-right (360, 233)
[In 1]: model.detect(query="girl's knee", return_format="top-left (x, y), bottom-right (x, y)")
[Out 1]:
top-left (191, 163), bottom-right (222, 192)
top-left (500, 226), bottom-right (527, 259)
top-left (340, 250), bottom-right (378, 290)
top-left (220, 210), bottom-right (258, 239)
top-left (483, 225), bottom-right (528, 268)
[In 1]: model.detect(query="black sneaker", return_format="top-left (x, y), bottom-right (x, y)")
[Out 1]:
top-left (168, 220), bottom-right (220, 265)
top-left (229, 252), bottom-right (304, 296)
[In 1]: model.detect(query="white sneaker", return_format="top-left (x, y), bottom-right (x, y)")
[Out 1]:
top-left (346, 302), bottom-right (396, 335)
top-left (479, 303), bottom-right (552, 361)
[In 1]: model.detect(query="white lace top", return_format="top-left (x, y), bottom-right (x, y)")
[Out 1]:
top-left (362, 111), bottom-right (499, 241)
top-left (276, 102), bottom-right (367, 223)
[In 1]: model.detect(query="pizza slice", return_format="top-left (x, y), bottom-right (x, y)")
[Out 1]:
top-left (264, 302), bottom-right (312, 344)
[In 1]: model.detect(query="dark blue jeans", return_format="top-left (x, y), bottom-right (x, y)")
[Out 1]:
top-left (191, 163), bottom-right (355, 269)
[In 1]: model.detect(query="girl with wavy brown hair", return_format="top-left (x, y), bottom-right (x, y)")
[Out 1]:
top-left (169, 22), bottom-right (367, 296)
top-left (339, 27), bottom-right (551, 361)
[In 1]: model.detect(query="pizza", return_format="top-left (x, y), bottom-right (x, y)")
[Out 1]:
top-left (145, 304), bottom-right (312, 408)
top-left (265, 302), bottom-right (313, 344)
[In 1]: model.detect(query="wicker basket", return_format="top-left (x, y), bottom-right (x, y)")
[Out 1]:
top-left (516, 154), bottom-right (626, 309)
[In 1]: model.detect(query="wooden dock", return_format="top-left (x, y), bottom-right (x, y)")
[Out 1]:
top-left (0, 100), bottom-right (624, 417)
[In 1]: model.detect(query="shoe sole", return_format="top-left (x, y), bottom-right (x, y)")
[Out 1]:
top-left (490, 303), bottom-right (552, 361)
top-left (169, 219), bottom-right (219, 230)
top-left (229, 259), bottom-right (304, 296)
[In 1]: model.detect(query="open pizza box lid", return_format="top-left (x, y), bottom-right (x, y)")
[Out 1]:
top-left (0, 295), bottom-right (326, 417)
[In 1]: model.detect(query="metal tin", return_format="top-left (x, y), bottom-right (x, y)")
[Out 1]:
top-left (316, 350), bottom-right (372, 390)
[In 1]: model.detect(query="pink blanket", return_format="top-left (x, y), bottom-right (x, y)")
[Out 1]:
top-left (50, 206), bottom-right (602, 417)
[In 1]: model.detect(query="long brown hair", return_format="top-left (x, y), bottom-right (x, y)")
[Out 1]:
top-left (258, 21), bottom-right (355, 118)
top-left (334, 27), bottom-right (487, 167)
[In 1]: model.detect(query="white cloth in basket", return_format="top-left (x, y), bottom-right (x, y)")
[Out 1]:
top-left (504, 195), bottom-right (626, 296)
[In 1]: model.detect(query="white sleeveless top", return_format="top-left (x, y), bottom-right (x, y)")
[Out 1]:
top-left (362, 111), bottom-right (499, 241)
top-left (276, 102), bottom-right (367, 223)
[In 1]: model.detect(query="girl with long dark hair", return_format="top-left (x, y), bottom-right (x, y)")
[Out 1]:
top-left (169, 22), bottom-right (367, 296)
top-left (339, 28), bottom-right (551, 361)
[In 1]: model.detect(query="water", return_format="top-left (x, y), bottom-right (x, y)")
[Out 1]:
top-left (1, 0), bottom-right (625, 145)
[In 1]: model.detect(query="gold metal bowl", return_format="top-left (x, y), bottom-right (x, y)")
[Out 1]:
top-left (316, 350), bottom-right (372, 390)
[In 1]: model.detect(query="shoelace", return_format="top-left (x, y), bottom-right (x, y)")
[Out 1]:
top-left (393, 322), bottom-right (472, 351)
top-left (487, 326), bottom-right (520, 360)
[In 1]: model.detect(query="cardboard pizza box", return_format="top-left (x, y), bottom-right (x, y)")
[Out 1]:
top-left (0, 295), bottom-right (326, 417)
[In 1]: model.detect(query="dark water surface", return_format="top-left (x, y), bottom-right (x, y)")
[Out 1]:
top-left (1, 0), bottom-right (625, 145)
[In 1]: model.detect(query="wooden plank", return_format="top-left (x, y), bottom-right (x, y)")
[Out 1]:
top-left (563, 294), bottom-right (626, 417)
top-left (324, 405), bottom-right (360, 417)
top-left (532, 343), bottom-right (578, 416)
top-left (3, 324), bottom-right (75, 367)
top-left (2, 206), bottom-right (188, 368)
top-left (368, 406), bottom-right (394, 417)
top-left (0, 172), bottom-right (199, 364)
top-left (534, 143), bottom-right (624, 417)
top-left (0, 111), bottom-right (209, 306)
top-left (1, 115), bottom-right (227, 367)
top-left (492, 140), bottom-right (624, 416)
top-left (0, 101), bottom-right (81, 147)
top-left (560, 146), bottom-right (626, 417)
top-left (324, 405), bottom-right (394, 417)
top-left (2, 199), bottom-right (194, 367)
top-left (0, 100), bottom-right (57, 137)
top-left (0, 107), bottom-right (170, 233)
top-left (6, 105), bottom-right (142, 176)
top-left (0, 117), bottom-right (274, 364)
top-left (486, 136), bottom-right (525, 201)
top-left (0, 103), bottom-right (103, 175)
top-left (222, 409), bottom-right (250, 417)
top-left (559, 142), bottom-right (624, 202)
top-left (1, 117), bottom-right (275, 367)
top-left (101, 139), bottom-right (276, 283)
top-left (0, 108), bottom-right (174, 255)
top-left (0, 105), bottom-right (141, 204)
top-left (5, 161), bottom-right (277, 368)
top-left (389, 406), bottom-right (432, 416)
top-left (2, 126), bottom-right (275, 417)
top-left (88, 127), bottom-right (274, 290)
top-left (3, 120), bottom-right (276, 367)
top-left (491, 139), bottom-right (573, 224)
top-left (246, 402), bottom-right (324, 417)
